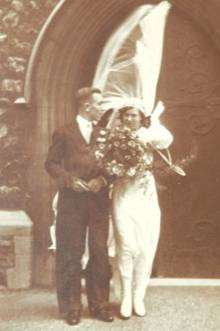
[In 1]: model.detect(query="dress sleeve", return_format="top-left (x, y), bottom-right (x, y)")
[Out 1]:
top-left (145, 122), bottom-right (173, 150)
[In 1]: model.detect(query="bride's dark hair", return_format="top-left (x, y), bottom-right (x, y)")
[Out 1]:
top-left (118, 106), bottom-right (151, 128)
top-left (98, 107), bottom-right (151, 128)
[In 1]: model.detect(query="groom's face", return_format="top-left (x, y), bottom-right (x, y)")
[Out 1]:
top-left (87, 92), bottom-right (103, 122)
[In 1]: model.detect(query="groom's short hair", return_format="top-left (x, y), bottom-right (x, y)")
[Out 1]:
top-left (75, 87), bottom-right (102, 105)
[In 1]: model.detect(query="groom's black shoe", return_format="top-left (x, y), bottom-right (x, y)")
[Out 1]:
top-left (66, 310), bottom-right (81, 325)
top-left (90, 306), bottom-right (114, 322)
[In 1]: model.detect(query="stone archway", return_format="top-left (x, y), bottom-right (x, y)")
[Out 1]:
top-left (25, 0), bottom-right (220, 285)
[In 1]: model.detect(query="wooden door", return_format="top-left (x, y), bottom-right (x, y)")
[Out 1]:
top-left (155, 7), bottom-right (220, 277)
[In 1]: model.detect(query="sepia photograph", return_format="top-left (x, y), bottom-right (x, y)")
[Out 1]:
top-left (0, 0), bottom-right (220, 330)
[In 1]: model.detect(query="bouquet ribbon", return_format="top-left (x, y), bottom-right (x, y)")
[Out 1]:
top-left (151, 146), bottom-right (186, 176)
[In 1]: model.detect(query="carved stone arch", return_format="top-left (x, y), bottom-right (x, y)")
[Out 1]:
top-left (24, 0), bottom-right (220, 285)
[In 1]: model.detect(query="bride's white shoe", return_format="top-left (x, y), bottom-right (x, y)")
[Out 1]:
top-left (133, 296), bottom-right (146, 317)
top-left (133, 271), bottom-right (148, 317)
top-left (120, 278), bottom-right (132, 319)
top-left (120, 295), bottom-right (132, 319)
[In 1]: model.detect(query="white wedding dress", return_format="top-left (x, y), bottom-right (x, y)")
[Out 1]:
top-left (111, 122), bottom-right (173, 316)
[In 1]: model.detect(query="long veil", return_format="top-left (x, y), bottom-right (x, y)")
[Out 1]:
top-left (93, 1), bottom-right (186, 176)
top-left (93, 1), bottom-right (171, 117)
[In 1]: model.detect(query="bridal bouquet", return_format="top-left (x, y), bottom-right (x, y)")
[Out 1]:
top-left (94, 127), bottom-right (152, 178)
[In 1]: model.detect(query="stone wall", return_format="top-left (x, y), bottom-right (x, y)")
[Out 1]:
top-left (0, 0), bottom-right (59, 210)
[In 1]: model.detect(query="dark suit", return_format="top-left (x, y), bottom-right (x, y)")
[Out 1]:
top-left (45, 120), bottom-right (111, 314)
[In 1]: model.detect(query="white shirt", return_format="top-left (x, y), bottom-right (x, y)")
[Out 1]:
top-left (76, 114), bottom-right (93, 144)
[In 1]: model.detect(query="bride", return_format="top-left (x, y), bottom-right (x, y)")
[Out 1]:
top-left (109, 103), bottom-right (173, 319)
top-left (92, 2), bottom-right (174, 318)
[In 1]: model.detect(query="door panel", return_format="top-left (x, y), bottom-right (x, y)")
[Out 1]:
top-left (155, 7), bottom-right (220, 277)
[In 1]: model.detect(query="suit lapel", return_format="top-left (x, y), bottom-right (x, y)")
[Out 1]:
top-left (90, 125), bottom-right (101, 145)
top-left (70, 120), bottom-right (96, 146)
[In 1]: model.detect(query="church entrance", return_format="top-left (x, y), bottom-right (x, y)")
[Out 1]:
top-left (25, 0), bottom-right (220, 285)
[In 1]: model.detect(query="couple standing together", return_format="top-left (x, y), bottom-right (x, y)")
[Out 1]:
top-left (45, 87), bottom-right (173, 325)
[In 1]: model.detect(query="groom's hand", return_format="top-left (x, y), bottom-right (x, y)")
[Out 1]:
top-left (87, 176), bottom-right (107, 193)
top-left (71, 177), bottom-right (90, 192)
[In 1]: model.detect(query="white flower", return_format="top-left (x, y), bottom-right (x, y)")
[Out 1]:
top-left (97, 137), bottom-right (106, 143)
top-left (95, 150), bottom-right (104, 159)
top-left (126, 167), bottom-right (136, 177)
top-left (128, 141), bottom-right (136, 147)
top-left (112, 165), bottom-right (124, 176)
top-left (100, 130), bottom-right (107, 135)
top-left (142, 154), bottom-right (149, 162)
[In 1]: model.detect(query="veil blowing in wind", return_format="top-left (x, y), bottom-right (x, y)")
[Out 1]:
top-left (94, 2), bottom-right (168, 114)
top-left (93, 0), bottom-right (185, 176)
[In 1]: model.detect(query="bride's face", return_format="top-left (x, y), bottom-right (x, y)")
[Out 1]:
top-left (122, 108), bottom-right (142, 130)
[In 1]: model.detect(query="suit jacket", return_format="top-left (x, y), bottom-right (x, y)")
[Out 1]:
top-left (45, 120), bottom-right (106, 189)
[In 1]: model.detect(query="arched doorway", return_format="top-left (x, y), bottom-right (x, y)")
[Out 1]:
top-left (25, 0), bottom-right (220, 285)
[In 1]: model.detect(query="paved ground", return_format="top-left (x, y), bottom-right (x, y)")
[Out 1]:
top-left (0, 286), bottom-right (220, 331)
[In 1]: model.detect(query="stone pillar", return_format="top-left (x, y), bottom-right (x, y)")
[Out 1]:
top-left (0, 210), bottom-right (33, 289)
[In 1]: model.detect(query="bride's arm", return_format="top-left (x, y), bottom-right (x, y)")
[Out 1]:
top-left (145, 122), bottom-right (173, 150)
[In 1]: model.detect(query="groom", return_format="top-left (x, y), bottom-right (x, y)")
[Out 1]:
top-left (45, 87), bottom-right (113, 325)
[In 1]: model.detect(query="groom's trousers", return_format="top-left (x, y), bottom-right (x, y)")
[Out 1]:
top-left (55, 187), bottom-right (111, 314)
